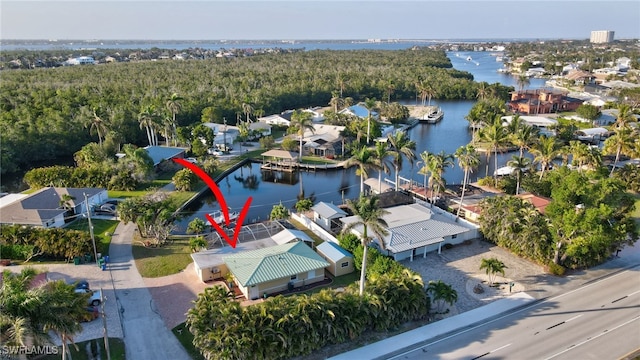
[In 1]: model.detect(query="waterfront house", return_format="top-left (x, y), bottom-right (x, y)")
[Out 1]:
top-left (143, 146), bottom-right (187, 167)
top-left (340, 203), bottom-right (473, 261)
top-left (501, 115), bottom-right (557, 136)
top-left (258, 108), bottom-right (324, 127)
top-left (316, 241), bottom-right (354, 277)
top-left (224, 242), bottom-right (329, 300)
top-left (339, 104), bottom-right (379, 120)
top-left (301, 124), bottom-right (346, 158)
top-left (508, 88), bottom-right (582, 115)
top-left (514, 193), bottom-right (551, 214)
top-left (0, 187), bottom-right (107, 228)
top-left (311, 201), bottom-right (347, 231)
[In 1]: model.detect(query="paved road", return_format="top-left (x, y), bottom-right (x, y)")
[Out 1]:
top-left (389, 267), bottom-right (640, 360)
top-left (108, 221), bottom-right (191, 360)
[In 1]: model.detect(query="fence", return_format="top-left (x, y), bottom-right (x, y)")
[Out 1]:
top-left (290, 212), bottom-right (339, 244)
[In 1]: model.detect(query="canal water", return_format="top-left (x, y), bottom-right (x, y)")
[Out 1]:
top-left (177, 51), bottom-right (547, 230)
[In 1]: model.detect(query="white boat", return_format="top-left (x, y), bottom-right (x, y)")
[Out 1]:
top-left (466, 56), bottom-right (472, 61)
top-left (207, 209), bottom-right (239, 226)
top-left (494, 166), bottom-right (515, 176)
top-left (419, 106), bottom-right (444, 123)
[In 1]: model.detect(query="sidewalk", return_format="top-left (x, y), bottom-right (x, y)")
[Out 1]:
top-left (108, 221), bottom-right (191, 360)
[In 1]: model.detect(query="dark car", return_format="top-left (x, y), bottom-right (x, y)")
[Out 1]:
top-left (74, 280), bottom-right (90, 291)
top-left (79, 306), bottom-right (100, 322)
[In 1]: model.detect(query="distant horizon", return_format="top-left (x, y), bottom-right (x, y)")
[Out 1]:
top-left (6, 37), bottom-right (634, 42)
top-left (2, 1), bottom-right (638, 41)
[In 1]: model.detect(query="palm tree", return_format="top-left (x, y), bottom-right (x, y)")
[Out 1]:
top-left (342, 196), bottom-right (390, 296)
top-left (604, 127), bottom-right (635, 176)
top-left (138, 105), bottom-right (158, 146)
top-left (242, 102), bottom-right (254, 123)
top-left (84, 108), bottom-right (108, 146)
top-left (329, 90), bottom-right (343, 113)
top-left (530, 135), bottom-right (561, 180)
top-left (479, 257), bottom-right (507, 286)
top-left (426, 280), bottom-right (458, 313)
top-left (371, 141), bottom-right (393, 194)
top-left (455, 144), bottom-right (480, 219)
top-left (290, 109), bottom-right (315, 162)
top-left (511, 121), bottom-right (539, 158)
top-left (479, 119), bottom-right (509, 185)
top-left (344, 145), bottom-right (380, 196)
top-left (507, 155), bottom-right (532, 195)
top-left (363, 98), bottom-right (377, 144)
top-left (426, 151), bottom-right (454, 205)
top-left (41, 281), bottom-right (87, 360)
top-left (165, 93), bottom-right (183, 146)
top-left (517, 74), bottom-right (530, 92)
top-left (614, 104), bottom-right (635, 129)
top-left (387, 131), bottom-right (416, 191)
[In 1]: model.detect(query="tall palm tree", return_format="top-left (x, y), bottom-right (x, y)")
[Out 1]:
top-left (363, 98), bottom-right (377, 144)
top-left (479, 119), bottom-right (509, 185)
top-left (530, 135), bottom-right (561, 180)
top-left (426, 150), bottom-right (454, 205)
top-left (510, 121), bottom-right (539, 158)
top-left (329, 90), bottom-right (343, 113)
top-left (290, 109), bottom-right (315, 162)
top-left (455, 144), bottom-right (480, 219)
top-left (344, 145), bottom-right (380, 196)
top-left (138, 105), bottom-right (158, 146)
top-left (507, 155), bottom-right (532, 195)
top-left (41, 281), bottom-right (87, 360)
top-left (165, 93), bottom-right (183, 146)
top-left (84, 108), bottom-right (108, 146)
top-left (517, 74), bottom-right (530, 92)
top-left (242, 102), bottom-right (254, 123)
top-left (342, 196), bottom-right (390, 296)
top-left (387, 131), bottom-right (416, 191)
top-left (604, 127), bottom-right (634, 176)
top-left (371, 141), bottom-right (393, 194)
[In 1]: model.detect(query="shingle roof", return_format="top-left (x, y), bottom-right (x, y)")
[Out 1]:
top-left (311, 202), bottom-right (347, 219)
top-left (223, 242), bottom-right (329, 287)
top-left (143, 146), bottom-right (187, 166)
top-left (261, 149), bottom-right (297, 160)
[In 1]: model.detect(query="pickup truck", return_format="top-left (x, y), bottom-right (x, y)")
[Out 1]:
top-left (75, 288), bottom-right (102, 306)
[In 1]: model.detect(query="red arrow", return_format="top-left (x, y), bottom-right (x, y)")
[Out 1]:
top-left (173, 158), bottom-right (252, 248)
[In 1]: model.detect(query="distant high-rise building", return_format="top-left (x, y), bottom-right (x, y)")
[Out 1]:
top-left (590, 30), bottom-right (615, 43)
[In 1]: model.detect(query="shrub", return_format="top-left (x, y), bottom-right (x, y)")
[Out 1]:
top-left (546, 261), bottom-right (566, 276)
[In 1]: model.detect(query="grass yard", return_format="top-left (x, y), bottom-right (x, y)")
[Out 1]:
top-left (43, 338), bottom-right (125, 360)
top-left (172, 323), bottom-right (205, 360)
top-left (132, 237), bottom-right (194, 277)
top-left (633, 195), bottom-right (640, 226)
top-left (66, 219), bottom-right (119, 257)
top-left (301, 156), bottom-right (339, 165)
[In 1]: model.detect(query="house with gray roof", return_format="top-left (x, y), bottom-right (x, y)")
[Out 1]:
top-left (143, 146), bottom-right (187, 167)
top-left (224, 242), bottom-right (329, 300)
top-left (340, 203), bottom-right (473, 261)
top-left (316, 241), bottom-right (354, 276)
top-left (311, 201), bottom-right (347, 231)
top-left (0, 187), bottom-right (107, 228)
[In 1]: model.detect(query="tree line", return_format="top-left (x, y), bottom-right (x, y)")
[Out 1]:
top-left (1, 48), bottom-right (508, 175)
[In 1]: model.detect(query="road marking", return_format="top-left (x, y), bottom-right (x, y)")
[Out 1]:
top-left (628, 290), bottom-right (640, 297)
top-left (470, 343), bottom-right (512, 359)
top-left (565, 314), bottom-right (583, 322)
top-left (386, 269), bottom-right (638, 360)
top-left (491, 343), bottom-right (512, 353)
top-left (543, 315), bottom-right (640, 360)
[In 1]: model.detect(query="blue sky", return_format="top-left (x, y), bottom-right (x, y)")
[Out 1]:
top-left (1, 1), bottom-right (639, 40)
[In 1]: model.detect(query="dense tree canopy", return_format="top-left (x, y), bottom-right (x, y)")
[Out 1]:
top-left (1, 48), bottom-right (494, 174)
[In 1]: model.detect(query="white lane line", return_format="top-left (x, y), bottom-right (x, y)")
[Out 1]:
top-left (565, 314), bottom-right (583, 323)
top-left (490, 343), bottom-right (512, 353)
top-left (543, 315), bottom-right (640, 360)
top-left (628, 290), bottom-right (640, 297)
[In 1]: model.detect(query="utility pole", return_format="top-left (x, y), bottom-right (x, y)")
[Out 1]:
top-left (84, 193), bottom-right (99, 265)
top-left (100, 287), bottom-right (111, 360)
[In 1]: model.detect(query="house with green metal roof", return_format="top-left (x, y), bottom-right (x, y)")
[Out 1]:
top-left (223, 242), bottom-right (329, 300)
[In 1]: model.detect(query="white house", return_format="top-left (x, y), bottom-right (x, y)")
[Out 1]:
top-left (0, 187), bottom-right (107, 228)
top-left (316, 241), bottom-right (354, 277)
top-left (311, 202), bottom-right (347, 231)
top-left (340, 203), bottom-right (474, 261)
top-left (300, 124), bottom-right (346, 157)
top-left (202, 123), bottom-right (240, 146)
top-left (65, 56), bottom-right (96, 66)
top-left (501, 115), bottom-right (557, 137)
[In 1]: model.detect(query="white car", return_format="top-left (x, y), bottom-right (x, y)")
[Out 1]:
top-left (207, 148), bottom-right (223, 156)
top-left (185, 157), bottom-right (198, 164)
top-left (75, 288), bottom-right (102, 306)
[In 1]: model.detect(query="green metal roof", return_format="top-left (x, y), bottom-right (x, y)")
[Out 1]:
top-left (223, 242), bottom-right (329, 287)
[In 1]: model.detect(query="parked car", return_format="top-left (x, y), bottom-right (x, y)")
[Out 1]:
top-left (185, 157), bottom-right (198, 164)
top-left (75, 288), bottom-right (102, 306)
top-left (73, 279), bottom-right (90, 291)
top-left (207, 148), bottom-right (223, 156)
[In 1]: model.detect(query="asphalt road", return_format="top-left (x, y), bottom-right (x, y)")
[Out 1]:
top-left (390, 267), bottom-right (640, 360)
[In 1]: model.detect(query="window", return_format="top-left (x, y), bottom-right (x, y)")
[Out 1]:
top-left (341, 262), bottom-right (349, 268)
top-left (452, 234), bottom-right (457, 239)
top-left (290, 275), bottom-right (297, 281)
top-left (211, 267), bottom-right (220, 274)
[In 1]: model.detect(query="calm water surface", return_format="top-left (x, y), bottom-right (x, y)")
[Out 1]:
top-left (178, 51), bottom-right (547, 228)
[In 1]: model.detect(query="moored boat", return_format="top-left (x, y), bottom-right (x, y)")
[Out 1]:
top-left (419, 106), bottom-right (444, 124)
top-left (207, 208), bottom-right (239, 226)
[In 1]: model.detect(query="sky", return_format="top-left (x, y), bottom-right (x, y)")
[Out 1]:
top-left (1, 1), bottom-right (639, 40)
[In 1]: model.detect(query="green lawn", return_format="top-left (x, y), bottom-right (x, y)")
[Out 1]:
top-left (300, 156), bottom-right (339, 165)
top-left (172, 323), bottom-right (205, 360)
top-left (66, 219), bottom-right (119, 257)
top-left (132, 238), bottom-right (194, 277)
top-left (633, 195), bottom-right (640, 226)
top-left (43, 338), bottom-right (125, 360)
